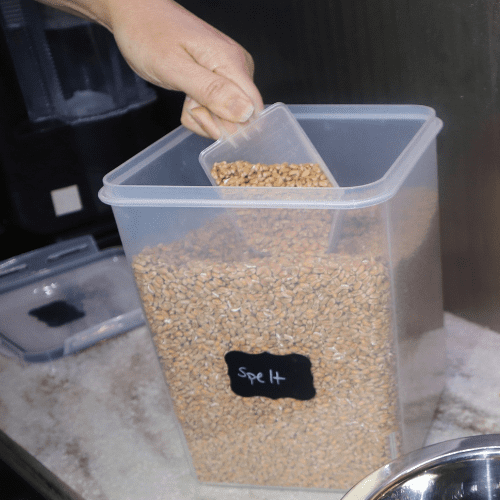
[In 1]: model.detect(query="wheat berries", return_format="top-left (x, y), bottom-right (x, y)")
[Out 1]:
top-left (133, 206), bottom-right (399, 490)
top-left (130, 162), bottom-right (442, 490)
top-left (211, 161), bottom-right (333, 187)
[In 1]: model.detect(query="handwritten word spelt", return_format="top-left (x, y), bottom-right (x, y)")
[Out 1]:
top-left (238, 367), bottom-right (287, 386)
top-left (225, 351), bottom-right (315, 400)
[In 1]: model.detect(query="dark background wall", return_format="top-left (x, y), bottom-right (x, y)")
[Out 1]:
top-left (177, 0), bottom-right (500, 322)
top-left (1, 0), bottom-right (499, 323)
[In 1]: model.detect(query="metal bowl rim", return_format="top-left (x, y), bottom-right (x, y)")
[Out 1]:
top-left (342, 434), bottom-right (500, 500)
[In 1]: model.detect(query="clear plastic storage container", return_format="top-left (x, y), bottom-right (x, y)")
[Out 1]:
top-left (98, 104), bottom-right (445, 492)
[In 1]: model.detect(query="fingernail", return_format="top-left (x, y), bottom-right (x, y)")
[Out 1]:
top-left (238, 103), bottom-right (255, 123)
top-left (228, 99), bottom-right (255, 123)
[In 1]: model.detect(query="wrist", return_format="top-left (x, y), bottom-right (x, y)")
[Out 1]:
top-left (35, 0), bottom-right (113, 29)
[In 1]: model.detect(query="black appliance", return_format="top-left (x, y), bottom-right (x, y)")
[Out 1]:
top-left (0, 0), bottom-right (183, 260)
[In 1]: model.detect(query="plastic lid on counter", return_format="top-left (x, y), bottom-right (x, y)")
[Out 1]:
top-left (0, 235), bottom-right (144, 363)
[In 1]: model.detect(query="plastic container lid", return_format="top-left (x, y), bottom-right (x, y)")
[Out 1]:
top-left (0, 235), bottom-right (144, 363)
top-left (199, 102), bottom-right (338, 187)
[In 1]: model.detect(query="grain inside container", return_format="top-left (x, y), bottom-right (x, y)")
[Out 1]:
top-left (98, 104), bottom-right (446, 493)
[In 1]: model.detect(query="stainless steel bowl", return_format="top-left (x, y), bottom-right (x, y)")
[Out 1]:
top-left (342, 435), bottom-right (500, 500)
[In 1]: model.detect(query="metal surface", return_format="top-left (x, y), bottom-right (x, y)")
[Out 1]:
top-left (342, 435), bottom-right (500, 500)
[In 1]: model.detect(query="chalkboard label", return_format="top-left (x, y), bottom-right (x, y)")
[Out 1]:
top-left (29, 300), bottom-right (85, 327)
top-left (224, 351), bottom-right (316, 400)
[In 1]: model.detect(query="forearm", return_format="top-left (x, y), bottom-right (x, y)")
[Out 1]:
top-left (34, 0), bottom-right (191, 33)
top-left (34, 0), bottom-right (263, 139)
top-left (34, 0), bottom-right (113, 29)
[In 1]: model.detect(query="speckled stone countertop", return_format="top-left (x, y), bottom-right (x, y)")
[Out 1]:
top-left (1, 313), bottom-right (499, 500)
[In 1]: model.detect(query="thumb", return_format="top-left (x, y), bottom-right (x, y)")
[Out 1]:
top-left (177, 65), bottom-right (256, 124)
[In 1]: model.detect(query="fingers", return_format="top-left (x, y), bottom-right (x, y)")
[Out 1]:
top-left (181, 97), bottom-right (243, 140)
top-left (173, 55), bottom-right (265, 139)
top-left (211, 56), bottom-right (264, 117)
top-left (171, 62), bottom-right (256, 125)
top-left (182, 98), bottom-right (218, 139)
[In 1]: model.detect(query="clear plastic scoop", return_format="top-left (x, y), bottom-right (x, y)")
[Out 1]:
top-left (199, 102), bottom-right (342, 252)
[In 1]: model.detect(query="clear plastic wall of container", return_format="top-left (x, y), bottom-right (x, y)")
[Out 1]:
top-left (0, 0), bottom-right (156, 124)
top-left (98, 105), bottom-right (446, 492)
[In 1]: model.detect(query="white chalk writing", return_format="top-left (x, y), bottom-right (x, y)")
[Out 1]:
top-left (238, 367), bottom-right (286, 386)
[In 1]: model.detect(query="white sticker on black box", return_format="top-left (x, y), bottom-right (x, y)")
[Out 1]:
top-left (51, 185), bottom-right (83, 216)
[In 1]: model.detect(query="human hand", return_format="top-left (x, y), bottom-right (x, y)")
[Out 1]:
top-left (38, 0), bottom-right (263, 139)
top-left (109, 0), bottom-right (264, 139)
